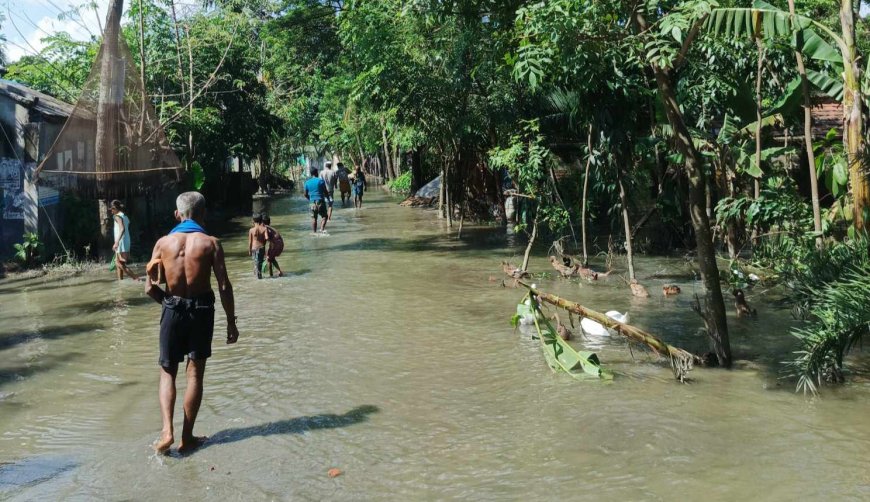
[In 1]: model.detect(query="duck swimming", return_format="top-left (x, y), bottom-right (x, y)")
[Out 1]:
top-left (733, 289), bottom-right (757, 317)
top-left (580, 311), bottom-right (629, 337)
top-left (662, 284), bottom-right (681, 296)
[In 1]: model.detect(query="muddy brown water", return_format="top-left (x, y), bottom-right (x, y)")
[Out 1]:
top-left (1, 192), bottom-right (869, 500)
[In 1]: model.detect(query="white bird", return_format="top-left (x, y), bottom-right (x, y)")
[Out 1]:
top-left (518, 297), bottom-right (541, 326)
top-left (580, 311), bottom-right (630, 337)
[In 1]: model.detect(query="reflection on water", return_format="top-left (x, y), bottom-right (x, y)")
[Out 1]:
top-left (1, 192), bottom-right (869, 500)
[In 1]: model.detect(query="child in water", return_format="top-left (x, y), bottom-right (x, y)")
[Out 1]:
top-left (248, 213), bottom-right (267, 279)
top-left (262, 214), bottom-right (285, 277)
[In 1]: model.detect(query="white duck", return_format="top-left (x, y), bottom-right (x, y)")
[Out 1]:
top-left (580, 310), bottom-right (630, 337)
top-left (518, 286), bottom-right (543, 326)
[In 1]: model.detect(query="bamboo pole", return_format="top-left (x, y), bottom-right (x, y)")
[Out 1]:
top-left (517, 281), bottom-right (704, 381)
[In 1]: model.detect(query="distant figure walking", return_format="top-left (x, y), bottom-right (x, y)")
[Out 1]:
top-left (319, 161), bottom-right (338, 229)
top-left (337, 162), bottom-right (351, 206)
top-left (262, 214), bottom-right (284, 277)
top-left (352, 164), bottom-right (367, 209)
top-left (145, 191), bottom-right (239, 454)
top-left (110, 199), bottom-right (140, 280)
top-left (248, 213), bottom-right (267, 279)
top-left (304, 168), bottom-right (329, 233)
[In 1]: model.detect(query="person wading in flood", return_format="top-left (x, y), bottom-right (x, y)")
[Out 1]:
top-left (304, 168), bottom-right (329, 233)
top-left (248, 213), bottom-right (267, 279)
top-left (337, 162), bottom-right (351, 206)
top-left (352, 163), bottom-right (367, 209)
top-left (319, 161), bottom-right (338, 230)
top-left (145, 191), bottom-right (239, 454)
top-left (262, 214), bottom-right (284, 277)
top-left (110, 200), bottom-right (140, 281)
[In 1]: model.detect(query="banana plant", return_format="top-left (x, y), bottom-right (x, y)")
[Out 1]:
top-left (704, 0), bottom-right (868, 230)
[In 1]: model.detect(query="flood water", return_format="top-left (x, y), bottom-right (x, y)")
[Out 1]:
top-left (1, 191), bottom-right (869, 500)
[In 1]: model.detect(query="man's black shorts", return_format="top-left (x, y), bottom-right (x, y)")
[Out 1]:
top-left (159, 292), bottom-right (215, 367)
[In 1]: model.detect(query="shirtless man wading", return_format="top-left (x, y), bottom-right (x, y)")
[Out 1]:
top-left (145, 191), bottom-right (239, 454)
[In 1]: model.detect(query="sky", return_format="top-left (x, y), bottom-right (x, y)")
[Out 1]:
top-left (2, 0), bottom-right (870, 64)
top-left (3, 0), bottom-right (109, 63)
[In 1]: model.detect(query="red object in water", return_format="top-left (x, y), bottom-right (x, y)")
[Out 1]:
top-left (327, 468), bottom-right (342, 478)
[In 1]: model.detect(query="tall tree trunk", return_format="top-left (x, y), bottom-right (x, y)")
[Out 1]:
top-left (581, 125), bottom-right (592, 267)
top-left (185, 24), bottom-right (195, 160)
top-left (137, 0), bottom-right (147, 138)
top-left (754, 39), bottom-right (764, 195)
top-left (839, 0), bottom-right (868, 230)
top-left (438, 166), bottom-right (445, 219)
top-left (445, 161), bottom-right (453, 228)
top-left (168, 0), bottom-right (186, 160)
top-left (411, 149), bottom-right (423, 192)
top-left (380, 118), bottom-right (395, 180)
top-left (788, 0), bottom-right (823, 248)
top-left (96, 0), bottom-right (124, 254)
top-left (752, 38), bottom-right (765, 244)
top-left (635, 11), bottom-right (731, 367)
top-left (618, 171), bottom-right (635, 281)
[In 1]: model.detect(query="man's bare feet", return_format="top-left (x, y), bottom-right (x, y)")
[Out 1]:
top-left (277, 272), bottom-right (284, 277)
top-left (178, 435), bottom-right (207, 453)
top-left (153, 432), bottom-right (174, 454)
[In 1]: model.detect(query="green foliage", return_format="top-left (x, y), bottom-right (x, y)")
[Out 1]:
top-left (786, 262), bottom-right (870, 394)
top-left (386, 171), bottom-right (412, 194)
top-left (716, 177), bottom-right (813, 246)
top-left (5, 32), bottom-right (97, 102)
top-left (814, 128), bottom-right (849, 201)
top-left (777, 234), bottom-right (870, 319)
top-left (191, 161), bottom-right (206, 191)
top-left (14, 233), bottom-right (42, 267)
top-left (489, 120), bottom-right (569, 234)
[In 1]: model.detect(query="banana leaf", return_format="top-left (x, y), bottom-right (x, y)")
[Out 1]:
top-left (517, 299), bottom-right (612, 380)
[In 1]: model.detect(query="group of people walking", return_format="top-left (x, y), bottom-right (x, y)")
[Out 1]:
top-left (304, 161), bottom-right (367, 233)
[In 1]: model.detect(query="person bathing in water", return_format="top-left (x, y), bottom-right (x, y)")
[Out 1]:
top-left (304, 168), bottom-right (329, 233)
top-left (262, 214), bottom-right (284, 277)
top-left (248, 213), bottom-right (267, 279)
top-left (110, 200), bottom-right (141, 281)
top-left (145, 191), bottom-right (239, 454)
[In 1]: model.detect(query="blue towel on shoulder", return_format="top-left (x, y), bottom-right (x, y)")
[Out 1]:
top-left (169, 220), bottom-right (207, 234)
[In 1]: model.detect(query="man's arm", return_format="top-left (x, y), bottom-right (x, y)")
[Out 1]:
top-left (212, 239), bottom-right (239, 344)
top-left (145, 240), bottom-right (166, 303)
top-left (248, 228), bottom-right (253, 256)
top-left (304, 184), bottom-right (310, 200)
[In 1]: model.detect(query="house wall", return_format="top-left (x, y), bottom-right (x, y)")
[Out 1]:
top-left (0, 95), bottom-right (69, 259)
top-left (0, 97), bottom-right (29, 257)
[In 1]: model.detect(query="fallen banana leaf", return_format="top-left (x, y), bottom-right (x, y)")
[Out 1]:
top-left (518, 281), bottom-right (703, 382)
top-left (516, 298), bottom-right (612, 380)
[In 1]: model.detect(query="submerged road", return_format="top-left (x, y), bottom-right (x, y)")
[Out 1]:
top-left (1, 191), bottom-right (869, 500)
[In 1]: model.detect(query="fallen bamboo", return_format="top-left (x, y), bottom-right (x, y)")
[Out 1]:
top-left (517, 281), bottom-right (704, 381)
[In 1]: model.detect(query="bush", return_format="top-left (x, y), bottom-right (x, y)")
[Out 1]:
top-left (14, 232), bottom-right (42, 268)
top-left (786, 264), bottom-right (870, 394)
top-left (386, 171), bottom-right (412, 194)
top-left (776, 234), bottom-right (870, 318)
